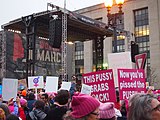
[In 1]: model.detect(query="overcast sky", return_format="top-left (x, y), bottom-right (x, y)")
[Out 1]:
top-left (0, 0), bottom-right (104, 30)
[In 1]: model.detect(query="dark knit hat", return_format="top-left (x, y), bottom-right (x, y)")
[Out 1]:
top-left (71, 93), bottom-right (100, 118)
top-left (99, 102), bottom-right (115, 119)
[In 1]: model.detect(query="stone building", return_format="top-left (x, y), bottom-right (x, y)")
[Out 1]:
top-left (73, 0), bottom-right (160, 88)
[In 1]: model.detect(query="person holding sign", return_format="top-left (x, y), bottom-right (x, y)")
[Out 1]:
top-left (46, 90), bottom-right (70, 120)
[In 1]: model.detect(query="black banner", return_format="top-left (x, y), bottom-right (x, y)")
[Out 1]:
top-left (5, 31), bottom-right (61, 79)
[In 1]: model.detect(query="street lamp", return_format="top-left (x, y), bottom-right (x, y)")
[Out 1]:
top-left (104, 0), bottom-right (124, 53)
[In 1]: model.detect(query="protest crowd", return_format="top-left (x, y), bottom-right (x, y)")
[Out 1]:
top-left (1, 73), bottom-right (160, 120)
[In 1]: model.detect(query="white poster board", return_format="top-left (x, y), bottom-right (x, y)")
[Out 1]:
top-left (2, 78), bottom-right (18, 101)
top-left (45, 76), bottom-right (58, 93)
top-left (60, 82), bottom-right (71, 91)
top-left (81, 84), bottom-right (92, 95)
top-left (108, 52), bottom-right (132, 87)
top-left (28, 76), bottom-right (44, 89)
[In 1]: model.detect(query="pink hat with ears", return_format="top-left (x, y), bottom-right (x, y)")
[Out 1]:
top-left (99, 102), bottom-right (115, 119)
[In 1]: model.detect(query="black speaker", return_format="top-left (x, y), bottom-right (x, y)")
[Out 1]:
top-left (131, 41), bottom-right (139, 63)
top-left (49, 18), bottom-right (62, 48)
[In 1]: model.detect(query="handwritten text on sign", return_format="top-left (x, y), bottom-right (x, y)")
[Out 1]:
top-left (83, 69), bottom-right (116, 103)
top-left (118, 69), bottom-right (146, 100)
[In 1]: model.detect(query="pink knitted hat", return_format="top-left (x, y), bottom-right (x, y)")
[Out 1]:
top-left (20, 98), bottom-right (27, 106)
top-left (71, 93), bottom-right (100, 118)
top-left (99, 102), bottom-right (115, 119)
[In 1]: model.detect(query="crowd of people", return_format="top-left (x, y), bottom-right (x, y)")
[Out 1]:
top-left (0, 82), bottom-right (160, 120)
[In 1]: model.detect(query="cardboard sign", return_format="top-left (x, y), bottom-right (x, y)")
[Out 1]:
top-left (81, 84), bottom-right (92, 95)
top-left (118, 69), bottom-right (146, 100)
top-left (28, 76), bottom-right (44, 89)
top-left (83, 69), bottom-right (116, 103)
top-left (2, 78), bottom-right (18, 101)
top-left (45, 76), bottom-right (58, 93)
top-left (60, 82), bottom-right (71, 91)
top-left (108, 52), bottom-right (132, 87)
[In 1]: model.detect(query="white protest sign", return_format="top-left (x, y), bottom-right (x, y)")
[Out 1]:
top-left (60, 82), bottom-right (71, 91)
top-left (45, 76), bottom-right (59, 93)
top-left (2, 78), bottom-right (18, 101)
top-left (108, 52), bottom-right (132, 87)
top-left (28, 76), bottom-right (44, 89)
top-left (81, 84), bottom-right (92, 95)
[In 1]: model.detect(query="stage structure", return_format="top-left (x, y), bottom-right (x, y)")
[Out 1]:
top-left (1, 4), bottom-right (113, 83)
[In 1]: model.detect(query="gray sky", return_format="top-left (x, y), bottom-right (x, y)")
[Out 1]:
top-left (0, 0), bottom-right (104, 30)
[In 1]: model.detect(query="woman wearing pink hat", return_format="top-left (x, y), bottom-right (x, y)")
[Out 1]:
top-left (64, 93), bottom-right (100, 120)
top-left (99, 102), bottom-right (116, 120)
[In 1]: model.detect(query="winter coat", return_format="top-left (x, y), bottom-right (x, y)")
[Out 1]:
top-left (45, 104), bottom-right (68, 120)
top-left (28, 109), bottom-right (46, 120)
top-left (19, 107), bottom-right (26, 120)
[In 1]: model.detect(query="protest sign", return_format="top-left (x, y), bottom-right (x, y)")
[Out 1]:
top-left (83, 69), bottom-right (116, 102)
top-left (81, 84), bottom-right (92, 95)
top-left (108, 52), bottom-right (132, 87)
top-left (118, 69), bottom-right (146, 100)
top-left (28, 76), bottom-right (44, 99)
top-left (45, 76), bottom-right (59, 93)
top-left (60, 82), bottom-right (71, 91)
top-left (2, 78), bottom-right (18, 101)
top-left (28, 76), bottom-right (44, 89)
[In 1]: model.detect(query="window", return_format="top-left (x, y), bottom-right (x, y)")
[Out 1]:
top-left (75, 42), bottom-right (84, 75)
top-left (112, 14), bottom-right (125, 52)
top-left (134, 8), bottom-right (150, 56)
top-left (134, 8), bottom-right (150, 80)
top-left (113, 39), bottom-right (125, 52)
top-left (116, 14), bottom-right (124, 30)
top-left (75, 42), bottom-right (84, 60)
top-left (135, 8), bottom-right (148, 27)
top-left (93, 37), bottom-right (103, 71)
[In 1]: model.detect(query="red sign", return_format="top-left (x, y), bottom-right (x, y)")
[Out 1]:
top-left (82, 69), bottom-right (116, 103)
top-left (118, 69), bottom-right (146, 100)
top-left (135, 53), bottom-right (147, 69)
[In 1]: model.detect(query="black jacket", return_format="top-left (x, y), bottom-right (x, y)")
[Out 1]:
top-left (45, 104), bottom-right (68, 120)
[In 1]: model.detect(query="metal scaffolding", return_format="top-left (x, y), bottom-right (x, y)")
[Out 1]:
top-left (22, 15), bottom-right (36, 86)
top-left (0, 31), bottom-right (6, 82)
top-left (61, 0), bottom-right (67, 81)
top-left (47, 2), bottom-right (68, 81)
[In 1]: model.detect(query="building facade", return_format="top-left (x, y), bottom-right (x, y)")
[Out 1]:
top-left (73, 0), bottom-right (160, 88)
